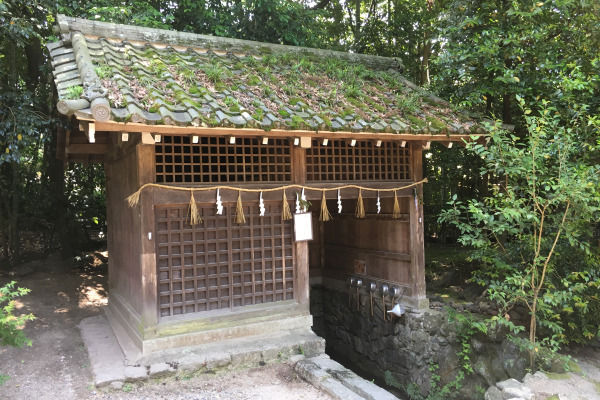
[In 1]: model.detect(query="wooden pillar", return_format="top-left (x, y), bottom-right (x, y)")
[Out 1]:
top-left (137, 142), bottom-right (158, 327)
top-left (409, 141), bottom-right (427, 308)
top-left (292, 145), bottom-right (310, 306)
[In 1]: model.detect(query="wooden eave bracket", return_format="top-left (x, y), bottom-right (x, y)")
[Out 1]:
top-left (79, 121), bottom-right (96, 143)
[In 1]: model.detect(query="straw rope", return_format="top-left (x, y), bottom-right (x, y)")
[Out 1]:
top-left (126, 178), bottom-right (429, 207)
top-left (319, 191), bottom-right (332, 222)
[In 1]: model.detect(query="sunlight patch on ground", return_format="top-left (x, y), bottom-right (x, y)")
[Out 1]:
top-left (13, 299), bottom-right (26, 310)
top-left (54, 308), bottom-right (69, 313)
top-left (79, 286), bottom-right (107, 307)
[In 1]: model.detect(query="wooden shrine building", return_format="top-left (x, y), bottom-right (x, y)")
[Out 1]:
top-left (48, 15), bottom-right (482, 355)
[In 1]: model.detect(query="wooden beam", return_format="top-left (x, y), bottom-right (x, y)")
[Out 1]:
top-left (88, 122), bottom-right (95, 143)
top-left (91, 120), bottom-right (479, 143)
top-left (65, 144), bottom-right (108, 154)
top-left (409, 141), bottom-right (427, 308)
top-left (141, 132), bottom-right (154, 144)
top-left (300, 136), bottom-right (311, 148)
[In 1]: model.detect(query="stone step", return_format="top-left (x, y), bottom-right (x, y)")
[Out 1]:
top-left (79, 313), bottom-right (325, 388)
top-left (296, 355), bottom-right (400, 400)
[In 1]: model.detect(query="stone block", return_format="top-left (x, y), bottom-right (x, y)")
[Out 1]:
top-left (485, 386), bottom-right (503, 400)
top-left (110, 381), bottom-right (123, 390)
top-left (148, 363), bottom-right (175, 379)
top-left (124, 365), bottom-right (148, 382)
top-left (496, 378), bottom-right (522, 390)
top-left (205, 354), bottom-right (232, 369)
top-left (262, 346), bottom-right (282, 363)
top-left (502, 386), bottom-right (532, 400)
top-left (230, 349), bottom-right (262, 366)
top-left (289, 354), bottom-right (305, 364)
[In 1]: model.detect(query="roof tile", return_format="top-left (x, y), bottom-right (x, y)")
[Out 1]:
top-left (48, 15), bottom-right (481, 136)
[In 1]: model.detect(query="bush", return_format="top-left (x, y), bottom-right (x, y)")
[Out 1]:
top-left (0, 281), bottom-right (35, 347)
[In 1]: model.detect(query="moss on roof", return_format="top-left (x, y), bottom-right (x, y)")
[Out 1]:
top-left (49, 19), bottom-right (482, 135)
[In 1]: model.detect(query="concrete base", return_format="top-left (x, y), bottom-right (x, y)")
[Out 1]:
top-left (106, 292), bottom-right (314, 361)
top-left (79, 313), bottom-right (325, 387)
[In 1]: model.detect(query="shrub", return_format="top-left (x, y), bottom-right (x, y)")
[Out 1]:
top-left (0, 281), bottom-right (35, 347)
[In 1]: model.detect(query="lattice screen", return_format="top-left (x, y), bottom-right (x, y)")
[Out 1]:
top-left (306, 139), bottom-right (411, 182)
top-left (155, 136), bottom-right (292, 184)
top-left (156, 202), bottom-right (295, 317)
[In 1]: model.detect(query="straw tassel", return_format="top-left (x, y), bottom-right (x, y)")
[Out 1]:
top-left (188, 191), bottom-right (202, 225)
top-left (235, 190), bottom-right (245, 224)
top-left (126, 189), bottom-right (142, 207)
top-left (392, 190), bottom-right (401, 219)
top-left (355, 189), bottom-right (365, 218)
top-left (282, 190), bottom-right (292, 221)
top-left (320, 191), bottom-right (332, 222)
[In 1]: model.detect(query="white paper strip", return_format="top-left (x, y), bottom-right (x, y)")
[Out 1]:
top-left (216, 188), bottom-right (223, 215)
top-left (259, 192), bottom-right (265, 216)
top-left (377, 191), bottom-right (381, 214)
top-left (295, 192), bottom-right (301, 214)
top-left (337, 189), bottom-right (342, 213)
top-left (301, 188), bottom-right (307, 212)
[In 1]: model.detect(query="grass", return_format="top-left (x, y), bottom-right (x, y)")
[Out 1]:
top-left (64, 85), bottom-right (83, 100)
top-left (0, 375), bottom-right (9, 386)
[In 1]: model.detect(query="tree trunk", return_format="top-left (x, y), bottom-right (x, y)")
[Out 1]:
top-left (46, 128), bottom-right (72, 259)
top-left (9, 161), bottom-right (20, 264)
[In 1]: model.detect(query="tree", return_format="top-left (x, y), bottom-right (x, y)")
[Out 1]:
top-left (434, 0), bottom-right (600, 126)
top-left (440, 93), bottom-right (600, 363)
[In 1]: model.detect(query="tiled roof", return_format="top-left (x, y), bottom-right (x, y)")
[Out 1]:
top-left (48, 15), bottom-right (483, 136)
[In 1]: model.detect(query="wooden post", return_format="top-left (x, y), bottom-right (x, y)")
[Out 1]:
top-left (292, 145), bottom-right (310, 305)
top-left (409, 141), bottom-right (427, 308)
top-left (138, 142), bottom-right (158, 328)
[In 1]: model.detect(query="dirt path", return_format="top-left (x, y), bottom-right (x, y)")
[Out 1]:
top-left (0, 252), bottom-right (332, 400)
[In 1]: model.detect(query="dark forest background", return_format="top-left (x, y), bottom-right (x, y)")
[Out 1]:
top-left (1, 0), bottom-right (598, 263)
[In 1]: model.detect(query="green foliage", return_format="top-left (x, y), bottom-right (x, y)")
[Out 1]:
top-left (0, 281), bottom-right (35, 347)
top-left (64, 86), bottom-right (84, 100)
top-left (396, 92), bottom-right (421, 114)
top-left (0, 374), bottom-right (9, 386)
top-left (434, 0), bottom-right (600, 125)
top-left (95, 66), bottom-right (112, 79)
top-left (201, 63), bottom-right (227, 83)
top-left (447, 308), bottom-right (487, 374)
top-left (440, 97), bottom-right (600, 362)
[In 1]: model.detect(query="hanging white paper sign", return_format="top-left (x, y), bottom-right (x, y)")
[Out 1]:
top-left (377, 191), bottom-right (381, 214)
top-left (294, 212), bottom-right (313, 241)
top-left (337, 189), bottom-right (342, 213)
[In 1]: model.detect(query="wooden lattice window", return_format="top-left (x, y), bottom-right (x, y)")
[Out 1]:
top-left (155, 136), bottom-right (292, 184)
top-left (306, 139), bottom-right (411, 182)
top-left (156, 202), bottom-right (295, 318)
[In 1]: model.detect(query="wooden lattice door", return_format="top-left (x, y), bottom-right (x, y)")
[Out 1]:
top-left (156, 202), bottom-right (295, 318)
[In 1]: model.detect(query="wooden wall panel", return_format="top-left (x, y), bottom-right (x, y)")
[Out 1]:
top-left (106, 138), bottom-right (144, 315)
top-left (321, 197), bottom-right (412, 283)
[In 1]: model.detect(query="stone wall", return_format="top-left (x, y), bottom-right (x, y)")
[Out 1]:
top-left (311, 284), bottom-right (529, 399)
